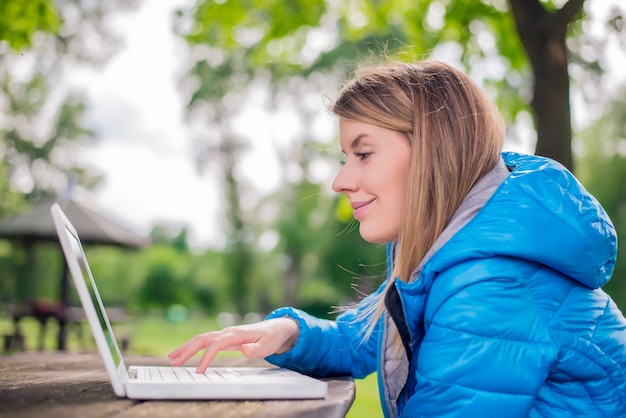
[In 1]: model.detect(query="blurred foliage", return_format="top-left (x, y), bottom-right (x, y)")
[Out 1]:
top-left (0, 162), bottom-right (28, 220)
top-left (0, 240), bottom-right (222, 316)
top-left (177, 0), bottom-right (529, 124)
top-left (0, 212), bottom-right (385, 320)
top-left (0, 0), bottom-right (60, 50)
top-left (1, 1), bottom-right (625, 325)
top-left (140, 261), bottom-right (192, 310)
top-left (150, 225), bottom-right (191, 253)
top-left (0, 0), bottom-right (139, 209)
top-left (175, 0), bottom-right (620, 168)
top-left (575, 90), bottom-right (626, 309)
top-left (0, 242), bottom-right (63, 305)
top-left (172, 0), bottom-right (624, 316)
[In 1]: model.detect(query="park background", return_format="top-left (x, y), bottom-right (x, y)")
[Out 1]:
top-left (1, 1), bottom-right (625, 417)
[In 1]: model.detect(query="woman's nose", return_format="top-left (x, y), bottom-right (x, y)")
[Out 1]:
top-left (332, 164), bottom-right (357, 193)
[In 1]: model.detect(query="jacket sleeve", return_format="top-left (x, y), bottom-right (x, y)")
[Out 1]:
top-left (401, 258), bottom-right (560, 417)
top-left (263, 283), bottom-right (387, 378)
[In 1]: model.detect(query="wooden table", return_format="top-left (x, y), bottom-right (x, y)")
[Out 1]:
top-left (0, 352), bottom-right (355, 417)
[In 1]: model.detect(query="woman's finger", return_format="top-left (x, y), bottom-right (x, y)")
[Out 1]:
top-left (195, 341), bottom-right (223, 373)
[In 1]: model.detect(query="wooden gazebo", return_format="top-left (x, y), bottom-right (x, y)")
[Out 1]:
top-left (0, 197), bottom-right (150, 350)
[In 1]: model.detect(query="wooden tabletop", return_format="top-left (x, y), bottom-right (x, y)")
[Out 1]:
top-left (0, 352), bottom-right (355, 418)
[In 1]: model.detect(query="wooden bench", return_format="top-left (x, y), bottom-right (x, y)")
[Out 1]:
top-left (3, 299), bottom-right (130, 353)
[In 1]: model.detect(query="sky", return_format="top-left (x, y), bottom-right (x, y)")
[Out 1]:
top-left (73, 0), bottom-right (625, 249)
top-left (76, 1), bottom-right (224, 248)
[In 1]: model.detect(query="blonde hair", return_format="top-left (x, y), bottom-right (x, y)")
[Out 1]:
top-left (330, 60), bottom-right (504, 349)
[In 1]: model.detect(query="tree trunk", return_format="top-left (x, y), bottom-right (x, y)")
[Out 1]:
top-left (509, 0), bottom-right (585, 172)
top-left (219, 124), bottom-right (252, 317)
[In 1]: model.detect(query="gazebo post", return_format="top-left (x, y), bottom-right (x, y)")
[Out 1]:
top-left (57, 260), bottom-right (69, 351)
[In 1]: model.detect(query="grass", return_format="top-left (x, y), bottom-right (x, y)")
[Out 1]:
top-left (0, 314), bottom-right (383, 417)
top-left (347, 372), bottom-right (383, 418)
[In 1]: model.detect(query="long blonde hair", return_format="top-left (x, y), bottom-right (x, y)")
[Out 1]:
top-left (330, 60), bottom-right (504, 345)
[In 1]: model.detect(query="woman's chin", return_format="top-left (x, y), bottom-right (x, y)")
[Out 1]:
top-left (358, 225), bottom-right (394, 244)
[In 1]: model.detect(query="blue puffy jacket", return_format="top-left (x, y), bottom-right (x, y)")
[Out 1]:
top-left (266, 152), bottom-right (626, 417)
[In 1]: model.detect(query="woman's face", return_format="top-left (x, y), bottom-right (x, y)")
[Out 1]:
top-left (332, 119), bottom-right (412, 243)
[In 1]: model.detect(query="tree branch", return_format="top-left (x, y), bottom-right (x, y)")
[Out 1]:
top-left (555, 0), bottom-right (586, 29)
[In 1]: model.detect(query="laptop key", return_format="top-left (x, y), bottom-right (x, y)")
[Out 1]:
top-left (173, 368), bottom-right (196, 382)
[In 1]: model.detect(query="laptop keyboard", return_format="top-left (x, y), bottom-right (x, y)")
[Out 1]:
top-left (136, 367), bottom-right (244, 383)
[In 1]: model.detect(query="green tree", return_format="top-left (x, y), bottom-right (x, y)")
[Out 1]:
top-left (0, 0), bottom-right (140, 326)
top-left (137, 245), bottom-right (196, 311)
top-left (0, 0), bottom-right (139, 207)
top-left (140, 262), bottom-right (186, 310)
top-left (173, 1), bottom-right (625, 315)
top-left (175, 0), bottom-right (624, 171)
top-left (0, 0), bottom-right (60, 217)
top-left (81, 244), bottom-right (228, 315)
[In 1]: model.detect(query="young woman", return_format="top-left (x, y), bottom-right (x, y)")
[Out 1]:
top-left (169, 60), bottom-right (626, 417)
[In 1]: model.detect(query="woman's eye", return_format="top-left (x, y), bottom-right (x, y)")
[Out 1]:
top-left (354, 152), bottom-right (371, 160)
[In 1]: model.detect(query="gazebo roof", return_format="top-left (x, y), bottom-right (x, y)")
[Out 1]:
top-left (0, 197), bottom-right (150, 248)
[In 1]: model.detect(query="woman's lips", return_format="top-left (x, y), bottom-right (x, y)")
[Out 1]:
top-left (351, 200), bottom-right (374, 219)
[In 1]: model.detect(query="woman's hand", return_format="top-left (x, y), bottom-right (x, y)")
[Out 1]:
top-left (167, 317), bottom-right (300, 373)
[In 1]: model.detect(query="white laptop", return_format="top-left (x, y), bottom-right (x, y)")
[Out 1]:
top-left (50, 203), bottom-right (328, 400)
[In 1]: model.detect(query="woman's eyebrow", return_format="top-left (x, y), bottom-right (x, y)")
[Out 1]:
top-left (341, 133), bottom-right (368, 154)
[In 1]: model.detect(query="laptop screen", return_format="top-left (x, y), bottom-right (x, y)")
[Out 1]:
top-left (63, 222), bottom-right (123, 368)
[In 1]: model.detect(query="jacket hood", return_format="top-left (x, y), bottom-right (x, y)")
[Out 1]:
top-left (425, 152), bottom-right (617, 289)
